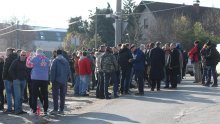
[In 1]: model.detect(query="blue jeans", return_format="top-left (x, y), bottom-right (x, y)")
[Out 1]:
top-left (4, 80), bottom-right (14, 111)
top-left (79, 75), bottom-right (89, 95)
top-left (13, 79), bottom-right (26, 113)
top-left (74, 75), bottom-right (80, 95)
top-left (207, 65), bottom-right (218, 84)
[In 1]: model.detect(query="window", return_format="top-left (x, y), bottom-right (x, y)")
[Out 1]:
top-left (144, 19), bottom-right (148, 29)
top-left (40, 32), bottom-right (45, 40)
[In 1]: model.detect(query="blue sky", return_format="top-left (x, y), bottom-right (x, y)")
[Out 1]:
top-left (0, 0), bottom-right (219, 29)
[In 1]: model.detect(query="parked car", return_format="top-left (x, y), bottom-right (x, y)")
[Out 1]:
top-left (216, 44), bottom-right (220, 74)
top-left (186, 59), bottom-right (194, 76)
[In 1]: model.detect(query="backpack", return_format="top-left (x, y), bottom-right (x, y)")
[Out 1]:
top-left (213, 48), bottom-right (220, 63)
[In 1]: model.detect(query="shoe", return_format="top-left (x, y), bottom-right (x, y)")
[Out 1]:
top-left (58, 110), bottom-right (64, 115)
top-left (150, 89), bottom-right (154, 91)
top-left (114, 95), bottom-right (119, 98)
top-left (3, 110), bottom-right (13, 114)
top-left (157, 89), bottom-right (160, 91)
top-left (15, 110), bottom-right (27, 115)
top-left (50, 110), bottom-right (58, 115)
top-left (0, 106), bottom-right (4, 111)
top-left (135, 92), bottom-right (144, 96)
top-left (211, 84), bottom-right (218, 87)
top-left (23, 99), bottom-right (28, 103)
top-left (73, 94), bottom-right (79, 97)
top-left (204, 83), bottom-right (210, 87)
top-left (105, 96), bottom-right (111, 99)
top-left (81, 94), bottom-right (89, 97)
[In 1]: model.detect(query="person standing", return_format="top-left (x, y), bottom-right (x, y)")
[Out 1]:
top-left (30, 49), bottom-right (50, 115)
top-left (0, 57), bottom-right (5, 110)
top-left (50, 49), bottom-right (71, 115)
top-left (205, 41), bottom-right (219, 87)
top-left (78, 51), bottom-right (92, 96)
top-left (150, 42), bottom-right (165, 91)
top-left (73, 53), bottom-right (80, 96)
top-left (169, 43), bottom-right (181, 88)
top-left (95, 46), bottom-right (105, 99)
top-left (2, 48), bottom-right (17, 113)
top-left (188, 41), bottom-right (202, 83)
top-left (101, 47), bottom-right (118, 99)
top-left (118, 44), bottom-right (133, 94)
top-left (9, 51), bottom-right (28, 114)
top-left (130, 45), bottom-right (145, 95)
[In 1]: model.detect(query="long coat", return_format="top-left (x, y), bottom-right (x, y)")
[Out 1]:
top-left (150, 47), bottom-right (165, 80)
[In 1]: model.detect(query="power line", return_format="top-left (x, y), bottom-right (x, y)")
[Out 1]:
top-left (0, 30), bottom-right (16, 36)
top-left (0, 24), bottom-right (15, 32)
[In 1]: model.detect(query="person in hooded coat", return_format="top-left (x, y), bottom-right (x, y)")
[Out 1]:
top-left (50, 49), bottom-right (71, 115)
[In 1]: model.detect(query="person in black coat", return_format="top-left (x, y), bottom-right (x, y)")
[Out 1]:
top-left (150, 42), bottom-right (165, 91)
top-left (118, 44), bottom-right (133, 94)
top-left (0, 57), bottom-right (5, 110)
top-left (9, 51), bottom-right (28, 114)
top-left (2, 48), bottom-right (17, 113)
top-left (169, 43), bottom-right (180, 88)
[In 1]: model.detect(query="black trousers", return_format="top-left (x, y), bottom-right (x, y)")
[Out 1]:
top-left (96, 72), bottom-right (104, 98)
top-left (151, 80), bottom-right (161, 90)
top-left (170, 72), bottom-right (178, 88)
top-left (0, 88), bottom-right (4, 109)
top-left (32, 80), bottom-right (48, 112)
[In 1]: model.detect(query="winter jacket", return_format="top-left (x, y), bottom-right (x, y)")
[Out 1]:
top-left (31, 55), bottom-right (50, 81)
top-left (133, 48), bottom-right (145, 71)
top-left (118, 47), bottom-right (133, 69)
top-left (2, 53), bottom-right (18, 81)
top-left (150, 47), bottom-right (165, 80)
top-left (101, 52), bottom-right (118, 72)
top-left (0, 62), bottom-right (4, 90)
top-left (170, 48), bottom-right (181, 74)
top-left (9, 58), bottom-right (28, 80)
top-left (50, 55), bottom-right (71, 84)
top-left (206, 44), bottom-right (219, 66)
top-left (188, 45), bottom-right (200, 63)
top-left (95, 51), bottom-right (104, 72)
top-left (78, 56), bottom-right (92, 75)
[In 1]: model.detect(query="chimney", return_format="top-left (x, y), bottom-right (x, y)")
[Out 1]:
top-left (193, 0), bottom-right (200, 14)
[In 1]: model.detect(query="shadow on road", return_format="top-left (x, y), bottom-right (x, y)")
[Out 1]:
top-left (52, 112), bottom-right (139, 124)
top-left (121, 81), bottom-right (219, 104)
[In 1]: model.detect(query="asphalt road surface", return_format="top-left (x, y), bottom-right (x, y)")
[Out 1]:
top-left (50, 76), bottom-right (220, 124)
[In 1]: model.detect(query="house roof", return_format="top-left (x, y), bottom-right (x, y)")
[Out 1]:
top-left (137, 1), bottom-right (220, 22)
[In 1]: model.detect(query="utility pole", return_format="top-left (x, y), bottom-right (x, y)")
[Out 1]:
top-left (95, 7), bottom-right (98, 49)
top-left (16, 21), bottom-right (19, 49)
top-left (115, 0), bottom-right (122, 47)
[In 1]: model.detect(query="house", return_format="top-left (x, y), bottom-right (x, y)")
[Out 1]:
top-left (0, 24), bottom-right (67, 52)
top-left (32, 26), bottom-right (67, 51)
top-left (135, 1), bottom-right (220, 42)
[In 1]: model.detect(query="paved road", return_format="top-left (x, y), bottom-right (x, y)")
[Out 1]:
top-left (55, 76), bottom-right (220, 124)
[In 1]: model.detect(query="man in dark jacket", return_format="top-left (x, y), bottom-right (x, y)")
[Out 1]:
top-left (2, 48), bottom-right (17, 113)
top-left (0, 57), bottom-right (4, 110)
top-left (169, 43), bottom-right (180, 88)
top-left (205, 41), bottom-right (219, 87)
top-left (150, 42), bottom-right (165, 91)
top-left (9, 51), bottom-right (28, 114)
top-left (50, 49), bottom-right (71, 115)
top-left (118, 44), bottom-right (133, 94)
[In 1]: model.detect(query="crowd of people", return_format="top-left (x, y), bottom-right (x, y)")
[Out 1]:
top-left (0, 40), bottom-right (219, 116)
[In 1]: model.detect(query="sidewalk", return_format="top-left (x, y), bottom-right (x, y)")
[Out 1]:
top-left (0, 84), bottom-right (98, 124)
